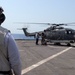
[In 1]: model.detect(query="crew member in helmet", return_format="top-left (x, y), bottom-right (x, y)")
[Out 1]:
top-left (0, 7), bottom-right (22, 75)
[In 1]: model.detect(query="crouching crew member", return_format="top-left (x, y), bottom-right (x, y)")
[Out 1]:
top-left (41, 32), bottom-right (47, 45)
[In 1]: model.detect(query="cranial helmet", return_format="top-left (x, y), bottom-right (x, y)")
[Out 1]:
top-left (0, 7), bottom-right (5, 25)
top-left (0, 7), bottom-right (4, 13)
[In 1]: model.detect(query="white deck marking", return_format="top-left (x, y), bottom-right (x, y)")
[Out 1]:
top-left (47, 45), bottom-right (60, 48)
top-left (19, 49), bottom-right (25, 51)
top-left (22, 47), bottom-right (72, 75)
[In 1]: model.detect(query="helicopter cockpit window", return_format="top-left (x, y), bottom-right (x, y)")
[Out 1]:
top-left (65, 30), bottom-right (72, 34)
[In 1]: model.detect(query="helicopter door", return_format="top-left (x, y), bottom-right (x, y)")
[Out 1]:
top-left (65, 30), bottom-right (74, 40)
top-left (50, 30), bottom-right (59, 40)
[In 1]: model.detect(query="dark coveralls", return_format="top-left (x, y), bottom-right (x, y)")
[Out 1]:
top-left (41, 33), bottom-right (47, 45)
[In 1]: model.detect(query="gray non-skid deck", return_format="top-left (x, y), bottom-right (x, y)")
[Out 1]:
top-left (16, 40), bottom-right (75, 75)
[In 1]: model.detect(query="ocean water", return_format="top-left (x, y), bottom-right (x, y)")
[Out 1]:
top-left (12, 34), bottom-right (35, 40)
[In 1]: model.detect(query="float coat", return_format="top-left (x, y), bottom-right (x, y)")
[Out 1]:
top-left (0, 26), bottom-right (10, 72)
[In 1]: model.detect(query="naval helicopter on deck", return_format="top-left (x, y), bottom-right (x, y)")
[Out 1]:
top-left (16, 22), bottom-right (75, 46)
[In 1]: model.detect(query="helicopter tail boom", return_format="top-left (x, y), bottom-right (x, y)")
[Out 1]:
top-left (22, 28), bottom-right (36, 37)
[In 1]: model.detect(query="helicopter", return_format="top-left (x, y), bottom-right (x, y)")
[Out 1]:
top-left (17, 22), bottom-right (75, 46)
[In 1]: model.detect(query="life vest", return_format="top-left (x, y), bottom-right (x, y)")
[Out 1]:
top-left (0, 26), bottom-right (11, 72)
top-left (35, 33), bottom-right (39, 39)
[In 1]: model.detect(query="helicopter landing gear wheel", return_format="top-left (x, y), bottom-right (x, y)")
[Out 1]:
top-left (54, 43), bottom-right (61, 45)
top-left (67, 43), bottom-right (71, 46)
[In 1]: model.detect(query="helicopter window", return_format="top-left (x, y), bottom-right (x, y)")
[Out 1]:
top-left (66, 30), bottom-right (72, 34)
top-left (69, 31), bottom-right (71, 34)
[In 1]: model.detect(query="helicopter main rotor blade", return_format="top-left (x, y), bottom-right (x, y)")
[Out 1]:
top-left (66, 22), bottom-right (75, 24)
top-left (14, 22), bottom-right (65, 26)
top-left (63, 22), bottom-right (75, 26)
top-left (52, 23), bottom-right (65, 26)
top-left (14, 22), bottom-right (75, 26)
top-left (14, 22), bottom-right (51, 25)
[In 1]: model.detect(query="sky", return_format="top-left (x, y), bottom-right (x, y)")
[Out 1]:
top-left (0, 0), bottom-right (75, 34)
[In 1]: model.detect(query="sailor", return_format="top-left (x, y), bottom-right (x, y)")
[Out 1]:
top-left (35, 33), bottom-right (39, 45)
top-left (0, 7), bottom-right (22, 75)
top-left (41, 32), bottom-right (47, 45)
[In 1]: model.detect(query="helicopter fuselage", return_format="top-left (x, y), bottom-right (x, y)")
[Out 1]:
top-left (44, 28), bottom-right (75, 43)
top-left (22, 27), bottom-right (75, 44)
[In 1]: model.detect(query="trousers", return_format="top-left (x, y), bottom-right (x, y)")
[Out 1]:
top-left (0, 70), bottom-right (13, 75)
